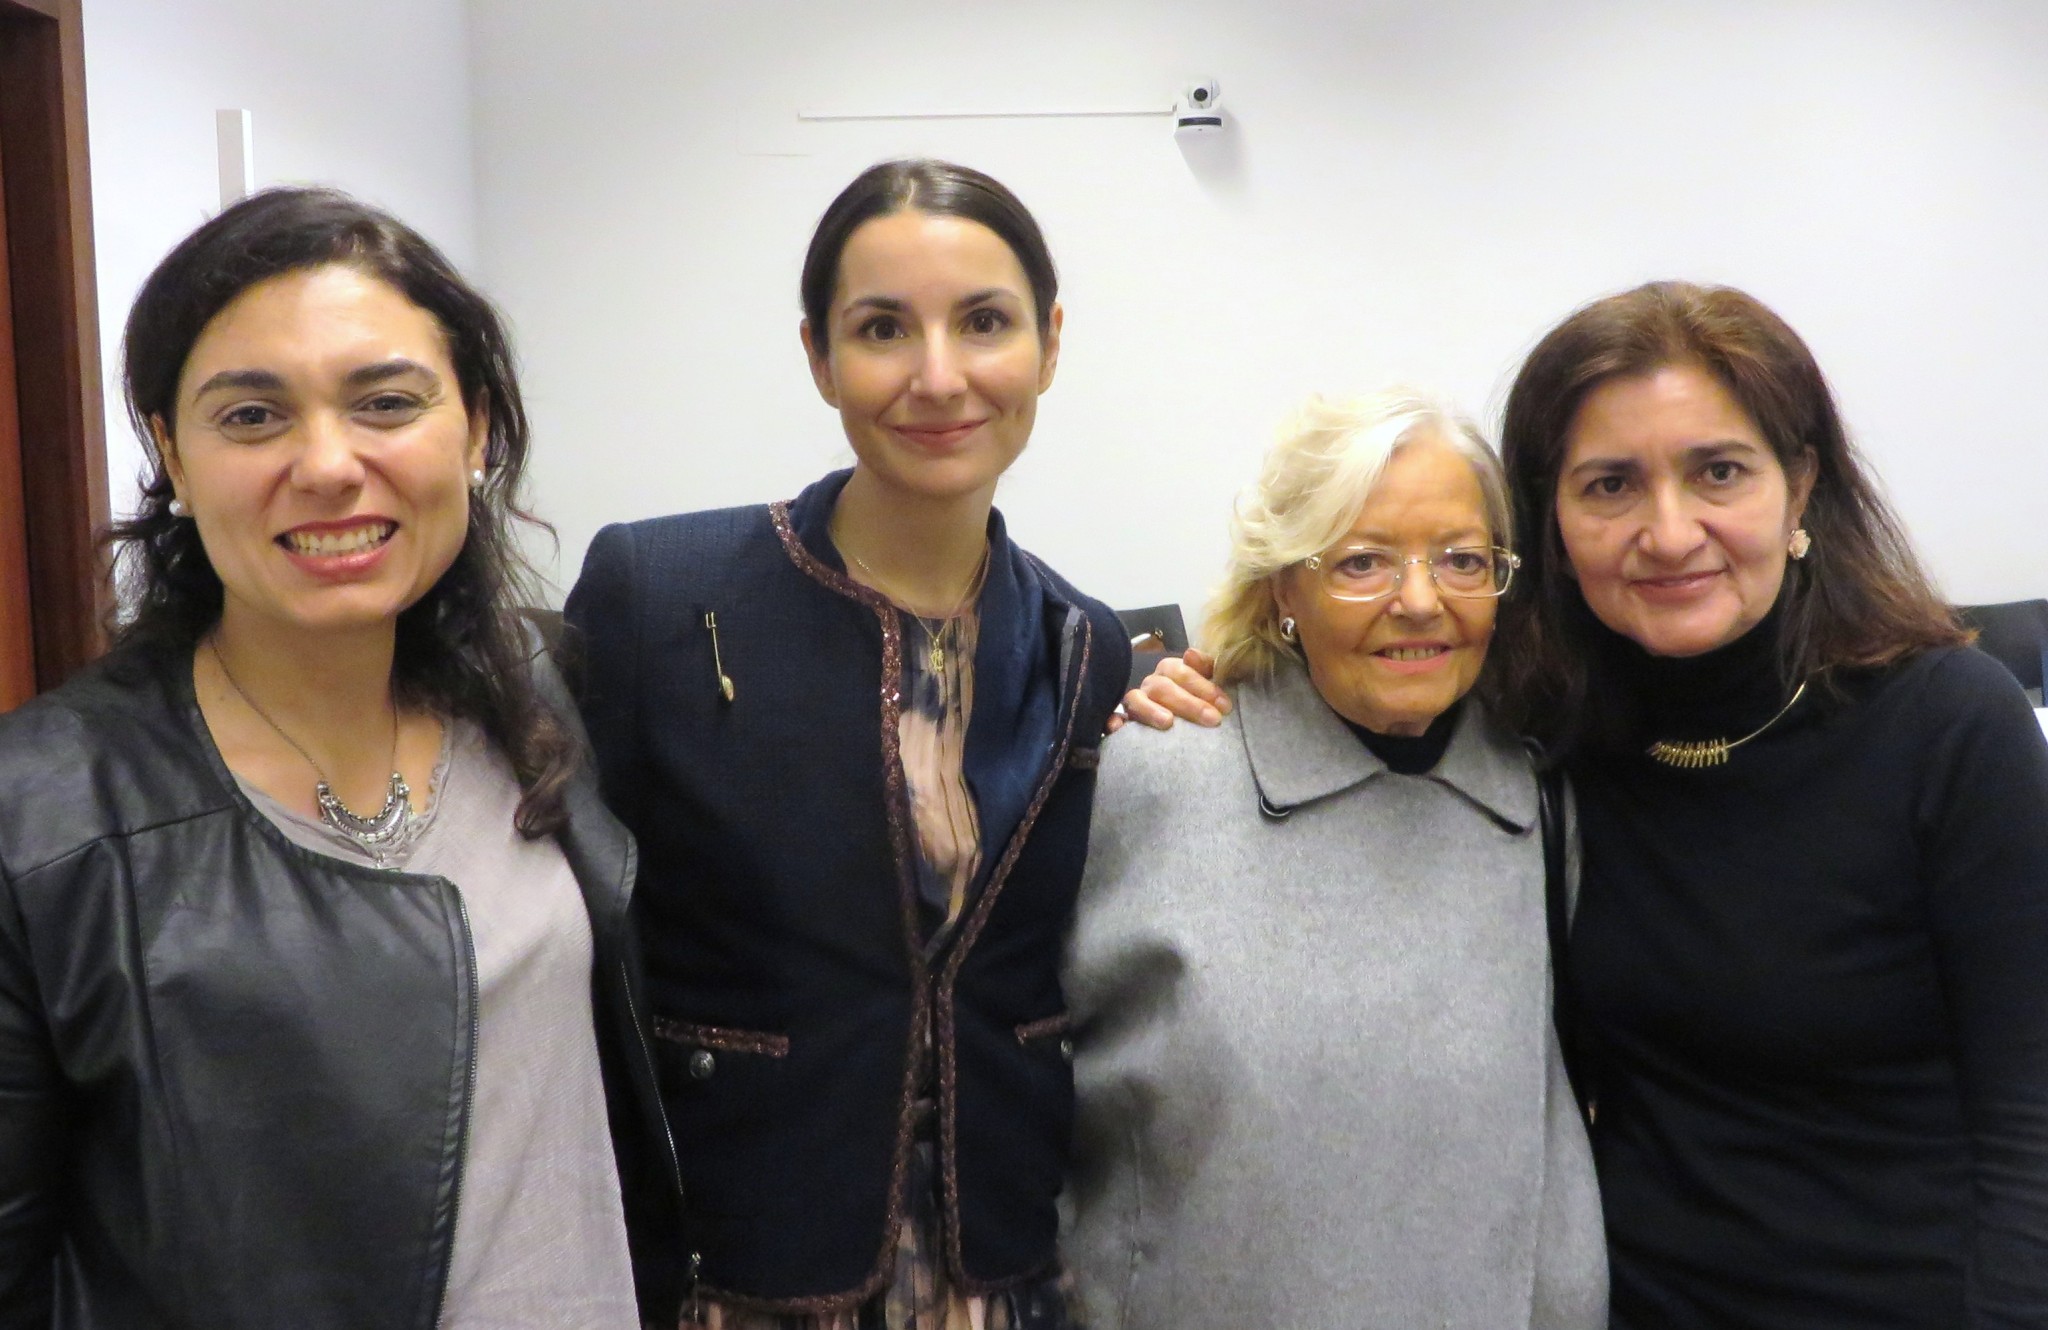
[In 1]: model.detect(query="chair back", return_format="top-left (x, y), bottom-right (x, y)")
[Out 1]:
top-left (1956, 599), bottom-right (2048, 702)
top-left (1115, 603), bottom-right (1190, 691)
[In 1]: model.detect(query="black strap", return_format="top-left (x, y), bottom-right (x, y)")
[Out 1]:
top-left (1537, 764), bottom-right (1592, 1124)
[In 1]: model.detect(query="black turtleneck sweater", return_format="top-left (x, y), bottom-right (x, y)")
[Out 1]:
top-left (1567, 618), bottom-right (2048, 1328)
top-left (1344, 700), bottom-right (1462, 775)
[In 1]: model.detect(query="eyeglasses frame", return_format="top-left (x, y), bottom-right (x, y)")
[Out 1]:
top-left (1300, 544), bottom-right (1522, 602)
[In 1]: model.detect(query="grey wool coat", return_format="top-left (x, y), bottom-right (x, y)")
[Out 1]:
top-left (1062, 658), bottom-right (1606, 1330)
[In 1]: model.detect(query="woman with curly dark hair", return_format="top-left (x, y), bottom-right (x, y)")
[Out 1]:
top-left (0, 187), bottom-right (679, 1328)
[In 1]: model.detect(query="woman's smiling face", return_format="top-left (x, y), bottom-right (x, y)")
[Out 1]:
top-left (802, 208), bottom-right (1059, 508)
top-left (161, 263), bottom-right (485, 642)
top-left (1555, 362), bottom-right (1812, 658)
top-left (1275, 438), bottom-right (1500, 736)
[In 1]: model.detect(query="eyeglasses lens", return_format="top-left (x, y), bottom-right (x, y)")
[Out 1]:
top-left (1317, 547), bottom-right (1513, 601)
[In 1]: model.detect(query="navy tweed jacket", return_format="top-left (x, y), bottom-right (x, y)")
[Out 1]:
top-left (563, 470), bottom-right (1130, 1312)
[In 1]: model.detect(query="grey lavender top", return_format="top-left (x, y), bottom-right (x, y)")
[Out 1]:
top-left (1062, 658), bottom-right (1606, 1330)
top-left (238, 720), bottom-right (637, 1329)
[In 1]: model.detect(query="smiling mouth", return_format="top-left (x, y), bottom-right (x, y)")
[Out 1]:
top-left (279, 522), bottom-right (396, 557)
top-left (1377, 645), bottom-right (1449, 662)
top-left (895, 421), bottom-right (985, 441)
top-left (1630, 571), bottom-right (1724, 599)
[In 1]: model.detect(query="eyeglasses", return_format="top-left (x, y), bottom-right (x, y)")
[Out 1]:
top-left (1302, 544), bottom-right (1521, 602)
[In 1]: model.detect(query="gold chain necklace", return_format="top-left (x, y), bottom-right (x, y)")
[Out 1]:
top-left (838, 536), bottom-right (990, 673)
top-left (1646, 679), bottom-right (1809, 769)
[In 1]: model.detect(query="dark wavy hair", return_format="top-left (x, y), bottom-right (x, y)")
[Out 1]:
top-left (108, 185), bottom-right (575, 835)
top-left (799, 158), bottom-right (1059, 353)
top-left (1495, 280), bottom-right (1966, 751)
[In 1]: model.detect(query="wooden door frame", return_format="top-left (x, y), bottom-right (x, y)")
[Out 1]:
top-left (0, 0), bottom-right (107, 692)
top-left (0, 119), bottom-right (36, 709)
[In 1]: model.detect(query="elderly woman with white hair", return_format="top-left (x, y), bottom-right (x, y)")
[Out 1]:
top-left (1062, 391), bottom-right (1606, 1329)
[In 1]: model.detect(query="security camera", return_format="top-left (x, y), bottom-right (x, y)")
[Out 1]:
top-left (1175, 78), bottom-right (1225, 137)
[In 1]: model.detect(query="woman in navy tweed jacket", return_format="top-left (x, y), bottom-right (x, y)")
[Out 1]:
top-left (564, 160), bottom-right (1127, 1329)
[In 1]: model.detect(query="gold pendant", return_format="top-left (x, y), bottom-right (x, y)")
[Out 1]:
top-left (1645, 679), bottom-right (1810, 770)
top-left (1645, 737), bottom-right (1731, 768)
top-left (929, 639), bottom-right (946, 673)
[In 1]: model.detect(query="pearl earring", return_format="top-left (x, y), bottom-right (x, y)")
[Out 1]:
top-left (168, 498), bottom-right (189, 518)
top-left (1280, 616), bottom-right (1298, 642)
top-left (1788, 528), bottom-right (1811, 560)
top-left (470, 469), bottom-right (486, 487)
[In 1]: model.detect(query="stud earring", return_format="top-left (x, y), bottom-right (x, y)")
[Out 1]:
top-left (1280, 616), bottom-right (1298, 642)
top-left (1788, 528), bottom-right (1811, 560)
top-left (168, 497), bottom-right (188, 518)
top-left (470, 469), bottom-right (486, 487)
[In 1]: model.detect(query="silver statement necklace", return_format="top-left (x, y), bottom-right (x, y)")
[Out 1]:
top-left (209, 641), bottom-right (415, 862)
top-left (840, 537), bottom-right (990, 674)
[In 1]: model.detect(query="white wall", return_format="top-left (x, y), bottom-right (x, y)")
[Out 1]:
top-left (91, 2), bottom-right (2043, 619)
top-left (82, 0), bottom-right (478, 516)
top-left (468, 0), bottom-right (2048, 620)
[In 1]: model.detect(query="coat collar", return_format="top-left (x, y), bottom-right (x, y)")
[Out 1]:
top-left (1237, 656), bottom-right (1536, 832)
top-left (784, 467), bottom-right (857, 573)
top-left (786, 467), bottom-right (1033, 580)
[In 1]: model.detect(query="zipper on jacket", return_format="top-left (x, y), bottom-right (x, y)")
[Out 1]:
top-left (621, 958), bottom-right (687, 1209)
top-left (608, 829), bottom-right (689, 1291)
top-left (432, 884), bottom-right (481, 1330)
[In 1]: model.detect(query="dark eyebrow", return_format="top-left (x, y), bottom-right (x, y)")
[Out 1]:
top-left (344, 358), bottom-right (439, 388)
top-left (190, 368), bottom-right (285, 398)
top-left (1562, 455), bottom-right (1636, 483)
top-left (840, 289), bottom-right (1020, 318)
top-left (1564, 438), bottom-right (1764, 484)
top-left (188, 359), bottom-right (439, 400)
top-left (1682, 440), bottom-right (1765, 463)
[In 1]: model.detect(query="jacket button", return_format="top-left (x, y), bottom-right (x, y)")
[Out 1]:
top-left (688, 1049), bottom-right (716, 1080)
top-left (1058, 1038), bottom-right (1075, 1062)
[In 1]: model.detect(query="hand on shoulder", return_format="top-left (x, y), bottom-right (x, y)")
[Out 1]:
top-left (1117, 648), bottom-right (1232, 731)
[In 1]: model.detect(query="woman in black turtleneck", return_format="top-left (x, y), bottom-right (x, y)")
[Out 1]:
top-left (1495, 281), bottom-right (2048, 1328)
top-left (1125, 282), bottom-right (2048, 1328)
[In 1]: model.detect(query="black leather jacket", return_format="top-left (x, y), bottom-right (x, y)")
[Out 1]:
top-left (0, 646), bottom-right (683, 1329)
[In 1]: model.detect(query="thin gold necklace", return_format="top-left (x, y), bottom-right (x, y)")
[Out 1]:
top-left (837, 534), bottom-right (990, 673)
top-left (1646, 679), bottom-right (1809, 769)
top-left (208, 640), bottom-right (414, 861)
